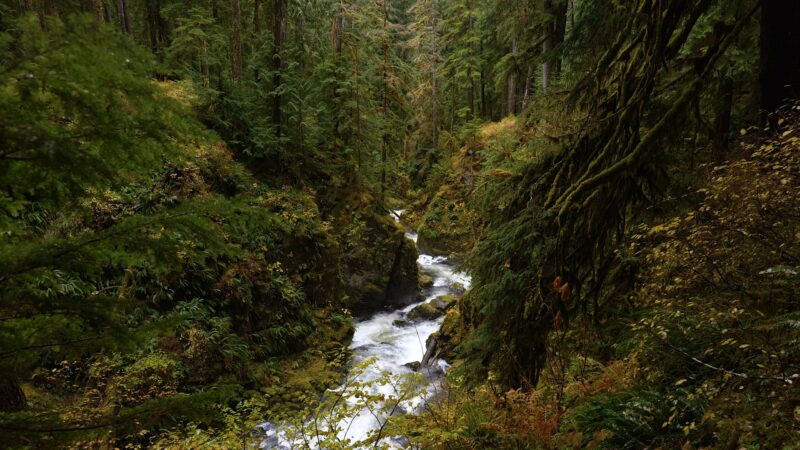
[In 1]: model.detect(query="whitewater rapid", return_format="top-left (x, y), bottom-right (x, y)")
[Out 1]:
top-left (259, 210), bottom-right (470, 449)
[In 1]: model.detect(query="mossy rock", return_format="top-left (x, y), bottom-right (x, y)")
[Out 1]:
top-left (408, 302), bottom-right (443, 321)
top-left (419, 273), bottom-right (435, 288)
top-left (422, 307), bottom-right (463, 365)
top-left (430, 295), bottom-right (456, 312)
top-left (404, 361), bottom-right (421, 371)
top-left (449, 282), bottom-right (466, 295)
top-left (342, 208), bottom-right (420, 314)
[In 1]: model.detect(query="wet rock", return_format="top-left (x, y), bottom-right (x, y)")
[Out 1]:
top-left (346, 211), bottom-right (420, 315)
top-left (422, 308), bottom-right (462, 367)
top-left (408, 302), bottom-right (443, 321)
top-left (429, 294), bottom-right (456, 312)
top-left (419, 273), bottom-right (435, 288)
top-left (421, 359), bottom-right (449, 382)
top-left (421, 333), bottom-right (438, 367)
top-left (393, 319), bottom-right (410, 327)
top-left (257, 422), bottom-right (291, 450)
top-left (404, 361), bottom-right (421, 371)
top-left (384, 235), bottom-right (421, 306)
top-left (449, 281), bottom-right (466, 295)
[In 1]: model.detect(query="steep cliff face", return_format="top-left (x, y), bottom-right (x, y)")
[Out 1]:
top-left (341, 209), bottom-right (420, 314)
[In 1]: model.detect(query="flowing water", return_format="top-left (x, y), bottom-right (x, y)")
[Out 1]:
top-left (259, 210), bottom-right (471, 449)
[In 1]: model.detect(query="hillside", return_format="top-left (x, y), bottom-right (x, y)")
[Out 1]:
top-left (3, 1), bottom-right (800, 449)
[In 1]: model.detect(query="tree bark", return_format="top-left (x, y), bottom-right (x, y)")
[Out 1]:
top-left (272, 0), bottom-right (286, 139)
top-left (522, 64), bottom-right (534, 109)
top-left (467, 1), bottom-right (475, 119)
top-left (211, 0), bottom-right (224, 93)
top-left (430, 1), bottom-right (438, 148)
top-left (479, 38), bottom-right (487, 118)
top-left (507, 38), bottom-right (517, 115)
top-left (34, 0), bottom-right (58, 29)
top-left (380, 0), bottom-right (389, 203)
top-left (116, 0), bottom-right (130, 34)
top-left (14, 0), bottom-right (33, 17)
top-left (145, 0), bottom-right (167, 56)
top-left (760, 0), bottom-right (800, 114)
top-left (93, 0), bottom-right (106, 23)
top-left (0, 377), bottom-right (26, 412)
top-left (252, 0), bottom-right (261, 81)
top-left (230, 0), bottom-right (243, 81)
top-left (541, 0), bottom-right (567, 92)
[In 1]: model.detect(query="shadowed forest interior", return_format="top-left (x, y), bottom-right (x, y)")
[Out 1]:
top-left (1, 0), bottom-right (800, 448)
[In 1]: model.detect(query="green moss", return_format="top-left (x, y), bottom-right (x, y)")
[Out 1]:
top-left (419, 273), bottom-right (435, 288)
top-left (408, 302), bottom-right (443, 320)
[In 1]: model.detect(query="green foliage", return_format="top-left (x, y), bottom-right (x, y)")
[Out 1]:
top-left (570, 388), bottom-right (707, 449)
top-left (0, 14), bottom-right (166, 217)
top-left (3, 1), bottom-right (796, 449)
top-left (0, 13), bottom-right (354, 447)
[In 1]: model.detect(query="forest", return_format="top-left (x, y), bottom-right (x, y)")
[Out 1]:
top-left (1, 0), bottom-right (799, 448)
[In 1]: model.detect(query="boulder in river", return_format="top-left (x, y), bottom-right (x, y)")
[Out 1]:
top-left (421, 333), bottom-right (438, 367)
top-left (422, 308), bottom-right (461, 367)
top-left (345, 212), bottom-right (420, 315)
top-left (429, 294), bottom-right (456, 311)
top-left (404, 361), bottom-right (421, 371)
top-left (419, 273), bottom-right (435, 288)
top-left (408, 302), bottom-right (443, 320)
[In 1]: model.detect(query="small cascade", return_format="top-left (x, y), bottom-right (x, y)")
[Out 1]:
top-left (259, 209), bottom-right (471, 449)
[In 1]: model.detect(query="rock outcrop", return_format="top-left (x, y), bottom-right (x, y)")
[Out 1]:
top-left (343, 210), bottom-right (420, 315)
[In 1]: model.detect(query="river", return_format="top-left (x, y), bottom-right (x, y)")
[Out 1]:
top-left (259, 210), bottom-right (471, 449)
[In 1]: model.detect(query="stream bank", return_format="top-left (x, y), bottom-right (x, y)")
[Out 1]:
top-left (259, 210), bottom-right (470, 448)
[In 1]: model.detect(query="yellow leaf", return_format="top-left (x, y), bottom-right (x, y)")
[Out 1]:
top-left (675, 379), bottom-right (688, 386)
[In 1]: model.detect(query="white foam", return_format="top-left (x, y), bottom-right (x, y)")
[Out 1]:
top-left (259, 216), bottom-right (472, 449)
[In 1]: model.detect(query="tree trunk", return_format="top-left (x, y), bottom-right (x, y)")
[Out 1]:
top-left (553, 0), bottom-right (567, 75)
top-left (522, 64), bottom-right (534, 109)
top-left (93, 0), bottom-right (106, 23)
top-left (102, 0), bottom-right (111, 24)
top-left (34, 0), bottom-right (58, 29)
top-left (272, 0), bottom-right (286, 140)
top-left (230, 0), bottom-right (243, 81)
top-left (0, 378), bottom-right (26, 412)
top-left (430, 2), bottom-right (438, 149)
top-left (252, 0), bottom-right (261, 81)
top-left (760, 1), bottom-right (800, 115)
top-left (468, 76), bottom-right (475, 120)
top-left (467, 2), bottom-right (475, 119)
top-left (117, 0), bottom-right (130, 34)
top-left (145, 0), bottom-right (167, 56)
top-left (541, 0), bottom-right (567, 92)
top-left (507, 38), bottom-right (517, 115)
top-left (479, 38), bottom-right (487, 119)
top-left (451, 80), bottom-right (456, 129)
top-left (541, 30), bottom-right (552, 92)
top-left (380, 0), bottom-right (389, 203)
top-left (211, 0), bottom-right (224, 93)
top-left (14, 0), bottom-right (33, 17)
